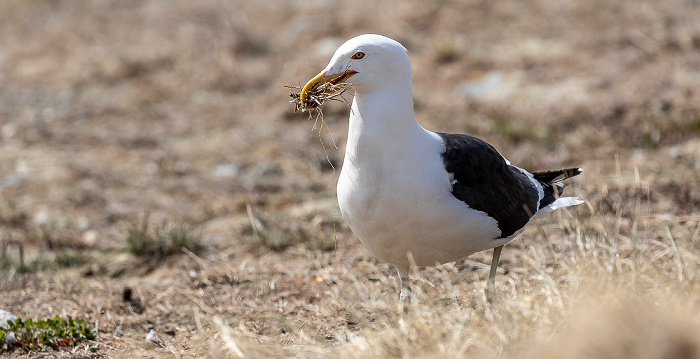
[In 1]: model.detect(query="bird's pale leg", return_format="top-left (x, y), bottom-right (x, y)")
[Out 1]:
top-left (400, 278), bottom-right (412, 301)
top-left (397, 265), bottom-right (411, 301)
top-left (487, 245), bottom-right (504, 301)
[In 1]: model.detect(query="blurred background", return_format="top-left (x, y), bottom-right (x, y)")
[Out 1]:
top-left (0, 0), bottom-right (699, 357)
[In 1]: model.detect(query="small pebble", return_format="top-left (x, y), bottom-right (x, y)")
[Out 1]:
top-left (0, 309), bottom-right (17, 328)
top-left (2, 331), bottom-right (16, 344)
top-left (146, 329), bottom-right (157, 342)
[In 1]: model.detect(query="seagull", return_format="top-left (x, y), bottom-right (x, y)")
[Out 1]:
top-left (299, 34), bottom-right (583, 300)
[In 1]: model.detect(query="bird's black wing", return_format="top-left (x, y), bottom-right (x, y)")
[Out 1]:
top-left (437, 133), bottom-right (540, 238)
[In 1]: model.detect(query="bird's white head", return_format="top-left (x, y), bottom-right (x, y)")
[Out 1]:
top-left (300, 34), bottom-right (412, 107)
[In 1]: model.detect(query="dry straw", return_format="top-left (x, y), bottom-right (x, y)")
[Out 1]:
top-left (287, 82), bottom-right (353, 113)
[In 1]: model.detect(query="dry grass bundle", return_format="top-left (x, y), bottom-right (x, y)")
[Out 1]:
top-left (288, 82), bottom-right (353, 113)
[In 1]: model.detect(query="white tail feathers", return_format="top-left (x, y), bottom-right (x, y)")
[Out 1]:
top-left (535, 196), bottom-right (584, 217)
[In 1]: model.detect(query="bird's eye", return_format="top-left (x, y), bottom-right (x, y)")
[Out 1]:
top-left (351, 52), bottom-right (365, 60)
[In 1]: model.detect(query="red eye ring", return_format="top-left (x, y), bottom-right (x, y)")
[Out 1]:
top-left (351, 52), bottom-right (365, 60)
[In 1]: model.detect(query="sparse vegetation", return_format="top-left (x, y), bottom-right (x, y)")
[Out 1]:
top-left (126, 215), bottom-right (202, 261)
top-left (434, 41), bottom-right (460, 63)
top-left (53, 249), bottom-right (92, 268)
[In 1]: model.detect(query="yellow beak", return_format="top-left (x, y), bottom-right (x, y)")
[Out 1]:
top-left (299, 69), bottom-right (358, 109)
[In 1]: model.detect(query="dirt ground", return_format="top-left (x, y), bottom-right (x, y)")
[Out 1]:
top-left (1, 0), bottom-right (699, 358)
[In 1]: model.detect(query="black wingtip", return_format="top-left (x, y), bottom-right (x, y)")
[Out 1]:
top-left (566, 167), bottom-right (583, 178)
top-left (532, 167), bottom-right (583, 183)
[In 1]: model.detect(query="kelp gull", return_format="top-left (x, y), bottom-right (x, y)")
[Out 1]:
top-left (298, 34), bottom-right (583, 300)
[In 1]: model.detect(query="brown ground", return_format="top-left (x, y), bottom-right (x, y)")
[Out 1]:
top-left (1, 0), bottom-right (699, 358)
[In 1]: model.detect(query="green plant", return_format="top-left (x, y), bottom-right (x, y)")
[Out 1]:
top-left (0, 316), bottom-right (97, 352)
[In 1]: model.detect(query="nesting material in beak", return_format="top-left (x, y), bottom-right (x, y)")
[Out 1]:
top-left (289, 70), bottom-right (357, 112)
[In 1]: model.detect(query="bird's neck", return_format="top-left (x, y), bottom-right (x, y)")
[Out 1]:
top-left (346, 82), bottom-right (423, 158)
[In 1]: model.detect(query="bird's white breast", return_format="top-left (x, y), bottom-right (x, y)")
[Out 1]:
top-left (337, 122), bottom-right (503, 269)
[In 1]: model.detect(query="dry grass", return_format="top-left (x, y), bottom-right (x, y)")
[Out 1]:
top-left (0, 0), bottom-right (699, 357)
top-left (287, 82), bottom-right (353, 113)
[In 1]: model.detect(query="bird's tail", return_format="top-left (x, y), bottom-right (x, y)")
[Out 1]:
top-left (533, 167), bottom-right (583, 214)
